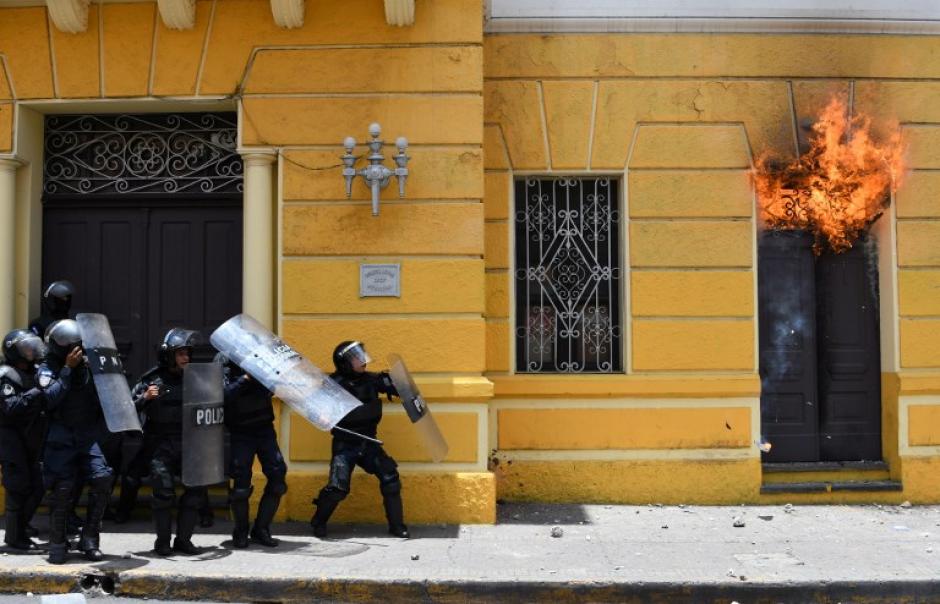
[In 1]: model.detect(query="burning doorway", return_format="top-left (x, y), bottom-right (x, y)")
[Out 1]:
top-left (754, 99), bottom-right (904, 463)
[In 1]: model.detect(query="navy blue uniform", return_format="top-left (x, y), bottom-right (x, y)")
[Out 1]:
top-left (0, 365), bottom-right (46, 550)
top-left (37, 358), bottom-right (113, 559)
top-left (132, 367), bottom-right (206, 553)
top-left (222, 364), bottom-right (287, 546)
top-left (311, 371), bottom-right (407, 537)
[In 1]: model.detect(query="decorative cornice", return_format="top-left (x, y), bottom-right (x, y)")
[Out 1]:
top-left (238, 149), bottom-right (278, 167)
top-left (384, 0), bottom-right (414, 26)
top-left (0, 157), bottom-right (25, 172)
top-left (156, 0), bottom-right (195, 30)
top-left (45, 0), bottom-right (89, 34)
top-left (270, 0), bottom-right (304, 29)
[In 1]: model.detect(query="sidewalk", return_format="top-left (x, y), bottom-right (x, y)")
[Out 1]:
top-left (1, 502), bottom-right (939, 603)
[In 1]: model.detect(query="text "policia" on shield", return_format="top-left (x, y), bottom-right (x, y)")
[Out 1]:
top-left (193, 406), bottom-right (225, 427)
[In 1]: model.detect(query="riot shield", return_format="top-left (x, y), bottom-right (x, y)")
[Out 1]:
top-left (387, 353), bottom-right (449, 462)
top-left (182, 362), bottom-right (226, 487)
top-left (75, 313), bottom-right (142, 433)
top-left (209, 314), bottom-right (361, 431)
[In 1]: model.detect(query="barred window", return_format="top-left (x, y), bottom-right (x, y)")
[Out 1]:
top-left (514, 177), bottom-right (623, 373)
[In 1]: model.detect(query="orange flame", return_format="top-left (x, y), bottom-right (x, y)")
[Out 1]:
top-left (753, 98), bottom-right (906, 254)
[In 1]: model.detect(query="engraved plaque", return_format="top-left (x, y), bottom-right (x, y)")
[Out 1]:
top-left (360, 264), bottom-right (401, 297)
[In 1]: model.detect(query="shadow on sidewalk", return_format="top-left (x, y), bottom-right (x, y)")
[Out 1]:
top-left (497, 502), bottom-right (593, 525)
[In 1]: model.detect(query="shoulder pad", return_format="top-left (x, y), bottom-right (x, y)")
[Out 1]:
top-left (140, 366), bottom-right (161, 379)
top-left (0, 365), bottom-right (23, 392)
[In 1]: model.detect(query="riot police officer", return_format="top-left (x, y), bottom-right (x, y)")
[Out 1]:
top-left (0, 330), bottom-right (47, 552)
top-left (310, 341), bottom-right (408, 539)
top-left (29, 281), bottom-right (74, 339)
top-left (132, 328), bottom-right (205, 556)
top-left (38, 320), bottom-right (114, 564)
top-left (217, 354), bottom-right (287, 548)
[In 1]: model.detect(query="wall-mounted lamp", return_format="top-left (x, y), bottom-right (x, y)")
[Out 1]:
top-left (342, 123), bottom-right (410, 216)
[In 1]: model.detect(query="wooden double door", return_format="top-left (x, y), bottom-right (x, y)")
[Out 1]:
top-left (758, 231), bottom-right (882, 463)
top-left (41, 200), bottom-right (243, 381)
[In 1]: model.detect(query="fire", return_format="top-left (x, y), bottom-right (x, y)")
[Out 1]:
top-left (753, 98), bottom-right (906, 254)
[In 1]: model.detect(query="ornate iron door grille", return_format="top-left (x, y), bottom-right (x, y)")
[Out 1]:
top-left (43, 113), bottom-right (242, 199)
top-left (514, 177), bottom-right (623, 373)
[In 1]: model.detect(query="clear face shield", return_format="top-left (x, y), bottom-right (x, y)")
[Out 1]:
top-left (340, 341), bottom-right (372, 370)
top-left (15, 334), bottom-right (47, 363)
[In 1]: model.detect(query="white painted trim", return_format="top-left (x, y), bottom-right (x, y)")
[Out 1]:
top-left (156, 0), bottom-right (195, 30)
top-left (486, 0), bottom-right (940, 34)
top-left (269, 0), bottom-right (304, 29)
top-left (898, 395), bottom-right (940, 457)
top-left (45, 0), bottom-right (89, 34)
top-left (493, 448), bottom-right (756, 461)
top-left (384, 0), bottom-right (415, 27)
top-left (486, 17), bottom-right (940, 35)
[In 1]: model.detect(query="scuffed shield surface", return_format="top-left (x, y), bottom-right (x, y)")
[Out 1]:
top-left (387, 353), bottom-right (449, 463)
top-left (210, 314), bottom-right (361, 431)
top-left (76, 313), bottom-right (142, 433)
top-left (182, 362), bottom-right (226, 487)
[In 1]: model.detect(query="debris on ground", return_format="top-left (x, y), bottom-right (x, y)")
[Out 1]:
top-left (550, 526), bottom-right (564, 538)
top-left (733, 517), bottom-right (746, 528)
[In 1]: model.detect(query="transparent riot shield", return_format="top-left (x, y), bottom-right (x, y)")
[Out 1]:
top-left (75, 313), bottom-right (142, 433)
top-left (387, 353), bottom-right (449, 463)
top-left (182, 362), bottom-right (226, 487)
top-left (209, 314), bottom-right (361, 431)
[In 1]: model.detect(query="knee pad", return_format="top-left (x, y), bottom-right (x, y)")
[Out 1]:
top-left (379, 477), bottom-right (402, 497)
top-left (263, 479), bottom-right (287, 497)
top-left (89, 475), bottom-right (113, 495)
top-left (314, 486), bottom-right (348, 506)
top-left (152, 487), bottom-right (175, 510)
top-left (229, 486), bottom-right (253, 502)
top-left (122, 474), bottom-right (141, 490)
top-left (180, 488), bottom-right (206, 509)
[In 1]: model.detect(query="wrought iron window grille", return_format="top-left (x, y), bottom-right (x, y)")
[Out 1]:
top-left (43, 113), bottom-right (243, 198)
top-left (514, 177), bottom-right (623, 374)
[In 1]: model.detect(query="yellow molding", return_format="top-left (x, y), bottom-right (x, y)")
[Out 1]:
top-left (899, 373), bottom-right (940, 395)
top-left (0, 104), bottom-right (11, 152)
top-left (490, 374), bottom-right (760, 398)
top-left (497, 406), bottom-right (751, 450)
top-left (484, 34), bottom-right (940, 80)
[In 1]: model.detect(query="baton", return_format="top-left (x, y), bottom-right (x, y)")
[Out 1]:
top-left (333, 426), bottom-right (384, 445)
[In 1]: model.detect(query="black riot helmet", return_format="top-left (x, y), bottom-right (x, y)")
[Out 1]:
top-left (45, 319), bottom-right (82, 361)
top-left (41, 280), bottom-right (75, 318)
top-left (158, 328), bottom-right (200, 369)
top-left (3, 329), bottom-right (47, 367)
top-left (332, 340), bottom-right (372, 376)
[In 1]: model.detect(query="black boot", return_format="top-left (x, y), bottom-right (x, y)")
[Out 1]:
top-left (173, 494), bottom-right (201, 555)
top-left (198, 491), bottom-right (214, 528)
top-left (47, 481), bottom-right (73, 563)
top-left (250, 487), bottom-right (283, 547)
top-left (152, 508), bottom-right (173, 556)
top-left (22, 483), bottom-right (43, 540)
top-left (113, 476), bottom-right (140, 524)
top-left (229, 487), bottom-right (251, 549)
top-left (80, 476), bottom-right (112, 561)
top-left (310, 491), bottom-right (342, 538)
top-left (4, 501), bottom-right (39, 551)
top-left (48, 542), bottom-right (68, 565)
top-left (383, 491), bottom-right (409, 539)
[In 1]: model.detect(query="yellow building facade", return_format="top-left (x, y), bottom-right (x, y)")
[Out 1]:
top-left (1, 0), bottom-right (939, 523)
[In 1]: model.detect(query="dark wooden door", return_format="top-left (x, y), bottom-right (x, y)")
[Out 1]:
top-left (146, 207), bottom-right (243, 365)
top-left (42, 202), bottom-right (242, 380)
top-left (758, 231), bottom-right (820, 462)
top-left (816, 237), bottom-right (882, 461)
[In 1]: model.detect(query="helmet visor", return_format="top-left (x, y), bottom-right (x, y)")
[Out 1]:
top-left (339, 341), bottom-right (372, 367)
top-left (14, 334), bottom-right (47, 363)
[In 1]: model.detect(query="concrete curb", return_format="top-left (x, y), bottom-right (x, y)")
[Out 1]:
top-left (4, 567), bottom-right (940, 604)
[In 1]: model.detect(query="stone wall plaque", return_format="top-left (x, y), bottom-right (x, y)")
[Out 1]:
top-left (360, 264), bottom-right (401, 297)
